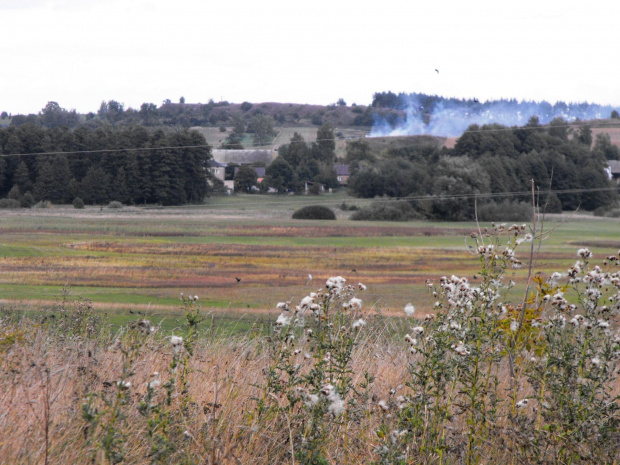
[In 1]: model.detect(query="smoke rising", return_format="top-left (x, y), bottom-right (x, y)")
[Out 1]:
top-left (369, 93), bottom-right (619, 137)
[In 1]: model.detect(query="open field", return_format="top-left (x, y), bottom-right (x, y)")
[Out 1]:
top-left (1, 194), bottom-right (619, 328)
top-left (2, 195), bottom-right (620, 464)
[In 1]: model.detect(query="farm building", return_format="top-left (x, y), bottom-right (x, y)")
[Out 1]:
top-left (211, 149), bottom-right (275, 166)
top-left (608, 160), bottom-right (620, 184)
top-left (207, 159), bottom-right (226, 181)
top-left (334, 164), bottom-right (350, 185)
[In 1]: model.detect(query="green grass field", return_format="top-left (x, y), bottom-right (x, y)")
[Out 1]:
top-left (1, 195), bottom-right (618, 329)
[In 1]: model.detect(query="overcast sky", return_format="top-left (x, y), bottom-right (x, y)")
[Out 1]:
top-left (1, 0), bottom-right (619, 115)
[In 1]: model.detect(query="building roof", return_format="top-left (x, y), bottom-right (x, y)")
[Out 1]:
top-left (208, 159), bottom-right (227, 168)
top-left (212, 149), bottom-right (274, 165)
top-left (608, 160), bottom-right (620, 175)
top-left (334, 164), bottom-right (350, 176)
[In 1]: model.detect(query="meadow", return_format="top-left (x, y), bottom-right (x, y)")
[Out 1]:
top-left (0, 194), bottom-right (618, 330)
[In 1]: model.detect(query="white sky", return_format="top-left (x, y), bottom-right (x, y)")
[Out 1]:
top-left (1, 0), bottom-right (619, 115)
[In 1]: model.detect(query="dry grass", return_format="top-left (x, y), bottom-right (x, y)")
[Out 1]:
top-left (0, 318), bottom-right (406, 464)
top-left (2, 316), bottom-right (618, 465)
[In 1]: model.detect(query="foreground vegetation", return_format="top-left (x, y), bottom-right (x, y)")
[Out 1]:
top-left (1, 222), bottom-right (619, 464)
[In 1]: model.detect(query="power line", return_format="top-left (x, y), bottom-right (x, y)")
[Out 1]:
top-left (2, 117), bottom-right (620, 158)
top-left (0, 144), bottom-right (214, 159)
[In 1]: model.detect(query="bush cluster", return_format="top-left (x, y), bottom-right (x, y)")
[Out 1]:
top-left (350, 200), bottom-right (422, 221)
top-left (72, 197), bottom-right (85, 209)
top-left (476, 199), bottom-right (532, 221)
top-left (0, 198), bottom-right (21, 209)
top-left (292, 205), bottom-right (336, 220)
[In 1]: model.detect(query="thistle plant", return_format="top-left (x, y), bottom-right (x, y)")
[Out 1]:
top-left (373, 223), bottom-right (530, 464)
top-left (510, 248), bottom-right (620, 464)
top-left (82, 319), bottom-right (154, 464)
top-left (137, 293), bottom-right (204, 464)
top-left (372, 222), bottom-right (620, 465)
top-left (249, 277), bottom-right (374, 464)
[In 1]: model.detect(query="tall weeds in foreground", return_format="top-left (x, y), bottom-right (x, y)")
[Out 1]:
top-left (1, 226), bottom-right (620, 464)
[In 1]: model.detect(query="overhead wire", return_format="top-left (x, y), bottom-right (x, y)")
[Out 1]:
top-left (2, 116), bottom-right (620, 158)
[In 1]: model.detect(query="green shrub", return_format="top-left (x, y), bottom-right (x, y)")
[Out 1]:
top-left (594, 206), bottom-right (620, 218)
top-left (7, 185), bottom-right (21, 201)
top-left (542, 193), bottom-right (563, 213)
top-left (308, 183), bottom-right (321, 196)
top-left (477, 199), bottom-right (532, 221)
top-left (339, 202), bottom-right (359, 211)
top-left (73, 197), bottom-right (85, 209)
top-left (350, 201), bottom-right (422, 221)
top-left (33, 200), bottom-right (51, 209)
top-left (594, 203), bottom-right (620, 217)
top-left (0, 198), bottom-right (21, 209)
top-left (292, 205), bottom-right (336, 220)
top-left (107, 201), bottom-right (123, 209)
top-left (311, 114), bottom-right (323, 126)
top-left (20, 193), bottom-right (35, 208)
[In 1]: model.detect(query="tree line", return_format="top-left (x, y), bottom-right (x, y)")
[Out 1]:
top-left (346, 117), bottom-right (619, 220)
top-left (1, 99), bottom-right (367, 134)
top-left (371, 91), bottom-right (620, 122)
top-left (0, 124), bottom-right (211, 206)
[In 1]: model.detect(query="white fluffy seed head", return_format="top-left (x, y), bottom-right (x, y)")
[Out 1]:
top-left (404, 303), bottom-right (415, 316)
top-left (516, 399), bottom-right (528, 408)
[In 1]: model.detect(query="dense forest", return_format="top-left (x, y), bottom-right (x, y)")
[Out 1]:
top-left (0, 124), bottom-right (211, 206)
top-left (346, 117), bottom-right (619, 220)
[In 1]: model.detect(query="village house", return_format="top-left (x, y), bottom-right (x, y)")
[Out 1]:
top-left (608, 160), bottom-right (620, 184)
top-left (334, 164), bottom-right (350, 185)
top-left (207, 159), bottom-right (226, 182)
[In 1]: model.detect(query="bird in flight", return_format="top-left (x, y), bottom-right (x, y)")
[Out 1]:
top-left (473, 98), bottom-right (479, 103)
top-left (235, 277), bottom-right (241, 282)
top-left (435, 69), bottom-right (439, 74)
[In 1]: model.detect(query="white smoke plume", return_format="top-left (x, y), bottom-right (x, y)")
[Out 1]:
top-left (369, 93), bottom-right (619, 137)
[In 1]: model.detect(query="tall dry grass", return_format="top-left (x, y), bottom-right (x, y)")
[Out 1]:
top-left (0, 313), bottom-right (406, 464)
